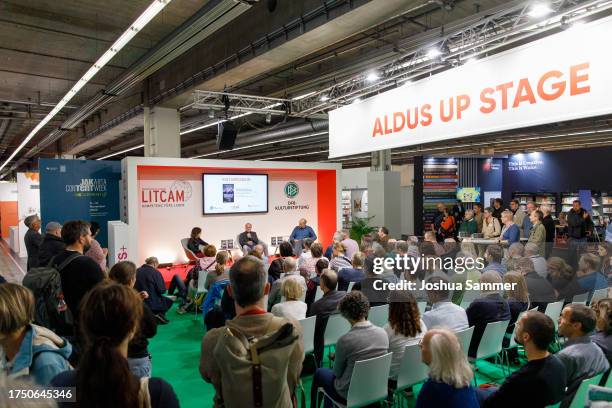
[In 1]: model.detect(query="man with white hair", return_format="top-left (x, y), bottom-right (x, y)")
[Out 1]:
top-left (238, 223), bottom-right (268, 256)
top-left (23, 214), bottom-right (43, 270)
top-left (324, 231), bottom-right (343, 259)
top-left (289, 218), bottom-right (317, 255)
top-left (340, 231), bottom-right (359, 260)
top-left (38, 221), bottom-right (65, 266)
top-left (267, 257), bottom-right (306, 310)
top-left (524, 243), bottom-right (547, 278)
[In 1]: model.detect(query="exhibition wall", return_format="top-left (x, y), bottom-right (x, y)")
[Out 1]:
top-left (0, 182), bottom-right (18, 242)
top-left (122, 157), bottom-right (341, 264)
top-left (17, 172), bottom-right (40, 257)
top-left (39, 159), bottom-right (121, 248)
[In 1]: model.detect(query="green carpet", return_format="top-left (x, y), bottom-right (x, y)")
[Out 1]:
top-left (149, 306), bottom-right (515, 408)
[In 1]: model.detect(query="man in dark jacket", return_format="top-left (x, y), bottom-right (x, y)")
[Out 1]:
top-left (24, 214), bottom-right (43, 270)
top-left (541, 206), bottom-right (556, 259)
top-left (38, 222), bottom-right (66, 267)
top-left (307, 269), bottom-right (346, 366)
top-left (237, 223), bottom-right (268, 256)
top-left (135, 256), bottom-right (172, 324)
top-left (466, 271), bottom-right (511, 357)
top-left (567, 200), bottom-right (588, 267)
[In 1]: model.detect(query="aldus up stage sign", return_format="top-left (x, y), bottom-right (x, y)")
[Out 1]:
top-left (329, 16), bottom-right (612, 158)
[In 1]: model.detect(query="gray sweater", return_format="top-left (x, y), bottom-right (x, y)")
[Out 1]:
top-left (333, 321), bottom-right (389, 398)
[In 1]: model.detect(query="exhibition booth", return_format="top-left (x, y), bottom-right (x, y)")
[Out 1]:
top-left (119, 157), bottom-right (342, 265)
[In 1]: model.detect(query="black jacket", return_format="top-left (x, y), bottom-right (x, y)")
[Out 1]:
top-left (542, 215), bottom-right (556, 243)
top-left (128, 302), bottom-right (158, 359)
top-left (187, 237), bottom-right (207, 254)
top-left (567, 208), bottom-right (587, 239)
top-left (38, 233), bottom-right (66, 267)
top-left (135, 264), bottom-right (170, 313)
top-left (238, 231), bottom-right (260, 247)
top-left (466, 293), bottom-right (511, 357)
top-left (24, 228), bottom-right (43, 270)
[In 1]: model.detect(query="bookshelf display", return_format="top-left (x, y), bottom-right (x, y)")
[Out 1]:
top-left (423, 158), bottom-right (458, 232)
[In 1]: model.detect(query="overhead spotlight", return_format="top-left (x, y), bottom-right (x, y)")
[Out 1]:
top-left (365, 72), bottom-right (380, 82)
top-left (208, 109), bottom-right (215, 119)
top-left (528, 3), bottom-right (553, 18)
top-left (265, 113), bottom-right (272, 124)
top-left (320, 95), bottom-right (330, 102)
top-left (352, 98), bottom-right (362, 104)
top-left (426, 48), bottom-right (443, 59)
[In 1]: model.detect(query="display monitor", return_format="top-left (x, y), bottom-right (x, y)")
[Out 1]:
top-left (202, 173), bottom-right (268, 214)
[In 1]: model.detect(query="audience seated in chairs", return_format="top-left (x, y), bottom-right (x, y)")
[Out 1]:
top-left (109, 261), bottom-right (158, 379)
top-left (591, 298), bottom-right (612, 364)
top-left (422, 275), bottom-right (469, 332)
top-left (482, 244), bottom-right (507, 277)
top-left (385, 290), bottom-right (427, 383)
top-left (546, 256), bottom-right (584, 303)
top-left (324, 231), bottom-right (342, 260)
top-left (187, 227), bottom-right (208, 257)
top-left (203, 251), bottom-right (230, 292)
top-left (310, 291), bottom-right (388, 408)
top-left (199, 256), bottom-right (303, 408)
top-left (328, 242), bottom-right (352, 273)
top-left (198, 244), bottom-right (218, 271)
top-left (415, 328), bottom-right (479, 408)
top-left (51, 282), bottom-right (179, 408)
top-left (308, 269), bottom-right (346, 367)
top-left (514, 256), bottom-right (556, 311)
top-left (577, 253), bottom-right (607, 293)
top-left (465, 271), bottom-right (511, 358)
top-left (271, 278), bottom-right (307, 320)
top-left (476, 311), bottom-right (567, 407)
top-left (502, 272), bottom-right (529, 348)
top-left (502, 242), bottom-right (524, 271)
top-left (268, 241), bottom-right (295, 283)
top-left (297, 237), bottom-right (314, 264)
top-left (268, 257), bottom-right (307, 310)
top-left (135, 257), bottom-right (172, 325)
top-left (299, 242), bottom-right (326, 280)
top-left (524, 242), bottom-right (548, 278)
top-left (352, 254), bottom-right (392, 307)
top-left (0, 283), bottom-right (72, 386)
top-left (340, 231), bottom-right (359, 260)
top-left (305, 258), bottom-right (329, 311)
top-left (337, 252), bottom-right (365, 291)
top-left (557, 303), bottom-right (610, 407)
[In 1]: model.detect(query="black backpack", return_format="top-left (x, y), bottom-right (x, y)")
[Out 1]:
top-left (22, 253), bottom-right (80, 335)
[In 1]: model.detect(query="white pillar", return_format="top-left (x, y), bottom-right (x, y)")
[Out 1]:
top-left (144, 107), bottom-right (181, 157)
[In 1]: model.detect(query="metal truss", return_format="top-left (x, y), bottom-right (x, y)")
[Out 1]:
top-left (184, 0), bottom-right (612, 128)
top-left (192, 91), bottom-right (290, 115)
top-left (289, 0), bottom-right (612, 117)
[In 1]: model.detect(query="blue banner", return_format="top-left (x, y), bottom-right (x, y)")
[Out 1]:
top-left (39, 159), bottom-right (121, 247)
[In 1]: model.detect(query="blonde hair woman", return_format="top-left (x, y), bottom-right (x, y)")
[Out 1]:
top-left (0, 284), bottom-right (71, 385)
top-left (416, 328), bottom-right (478, 408)
top-left (203, 251), bottom-right (230, 291)
top-left (270, 278), bottom-right (307, 320)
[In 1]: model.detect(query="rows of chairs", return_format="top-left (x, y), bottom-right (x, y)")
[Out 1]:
top-left (302, 290), bottom-right (609, 407)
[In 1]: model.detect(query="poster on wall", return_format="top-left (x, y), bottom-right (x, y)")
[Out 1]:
top-left (456, 187), bottom-right (481, 203)
top-left (0, 182), bottom-right (18, 244)
top-left (17, 172), bottom-right (40, 257)
top-left (39, 159), bottom-right (121, 247)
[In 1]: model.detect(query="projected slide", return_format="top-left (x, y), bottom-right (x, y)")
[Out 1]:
top-left (203, 174), bottom-right (268, 214)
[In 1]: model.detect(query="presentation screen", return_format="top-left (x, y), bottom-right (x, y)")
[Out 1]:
top-left (202, 173), bottom-right (268, 215)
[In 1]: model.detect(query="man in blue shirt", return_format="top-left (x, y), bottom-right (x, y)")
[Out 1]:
top-left (289, 218), bottom-right (317, 255)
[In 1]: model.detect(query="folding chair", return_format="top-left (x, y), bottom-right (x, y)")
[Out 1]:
top-left (368, 304), bottom-right (389, 327)
top-left (392, 344), bottom-right (429, 407)
top-left (469, 320), bottom-right (510, 385)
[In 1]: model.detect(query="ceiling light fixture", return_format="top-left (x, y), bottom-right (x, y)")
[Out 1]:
top-left (365, 72), bottom-right (380, 82)
top-left (320, 95), bottom-right (330, 102)
top-left (528, 3), bottom-right (553, 18)
top-left (96, 144), bottom-right (145, 160)
top-left (426, 48), bottom-right (443, 59)
top-left (0, 0), bottom-right (172, 175)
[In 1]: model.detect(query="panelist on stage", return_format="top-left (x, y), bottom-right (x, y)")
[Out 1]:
top-left (290, 218), bottom-right (317, 255)
top-left (238, 223), bottom-right (268, 256)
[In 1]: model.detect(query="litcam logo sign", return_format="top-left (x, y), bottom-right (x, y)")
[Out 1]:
top-left (141, 180), bottom-right (192, 208)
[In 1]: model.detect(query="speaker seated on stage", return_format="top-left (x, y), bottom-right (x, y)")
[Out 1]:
top-left (237, 223), bottom-right (268, 256)
top-left (289, 218), bottom-right (317, 255)
top-left (188, 227), bottom-right (208, 257)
